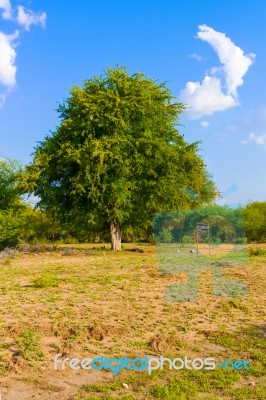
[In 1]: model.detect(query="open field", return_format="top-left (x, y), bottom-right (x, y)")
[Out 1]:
top-left (0, 243), bottom-right (265, 399)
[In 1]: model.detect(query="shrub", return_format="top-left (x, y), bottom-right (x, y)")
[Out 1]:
top-left (32, 274), bottom-right (60, 288)
top-left (157, 229), bottom-right (173, 243)
top-left (248, 246), bottom-right (266, 256)
top-left (182, 235), bottom-right (195, 244)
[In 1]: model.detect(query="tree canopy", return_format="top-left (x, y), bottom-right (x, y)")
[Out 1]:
top-left (23, 67), bottom-right (216, 250)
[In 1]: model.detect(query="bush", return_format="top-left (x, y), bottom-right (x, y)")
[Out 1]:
top-left (235, 237), bottom-right (247, 244)
top-left (0, 205), bottom-right (63, 250)
top-left (182, 235), bottom-right (195, 244)
top-left (209, 237), bottom-right (222, 244)
top-left (244, 202), bottom-right (266, 242)
top-left (0, 209), bottom-right (23, 248)
top-left (157, 229), bottom-right (173, 243)
top-left (248, 246), bottom-right (266, 256)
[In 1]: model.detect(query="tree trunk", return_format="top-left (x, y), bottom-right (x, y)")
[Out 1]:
top-left (109, 218), bottom-right (121, 251)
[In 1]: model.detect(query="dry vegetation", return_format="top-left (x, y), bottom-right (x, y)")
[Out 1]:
top-left (0, 243), bottom-right (265, 399)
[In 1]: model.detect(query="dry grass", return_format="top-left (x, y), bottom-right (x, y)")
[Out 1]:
top-left (0, 243), bottom-right (265, 399)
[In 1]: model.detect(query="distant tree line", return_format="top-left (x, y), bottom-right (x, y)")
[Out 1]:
top-left (154, 206), bottom-right (246, 244)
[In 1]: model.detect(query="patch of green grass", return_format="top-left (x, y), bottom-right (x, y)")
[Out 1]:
top-left (32, 274), bottom-right (60, 288)
top-left (206, 325), bottom-right (266, 352)
top-left (226, 381), bottom-right (266, 399)
top-left (151, 378), bottom-right (197, 400)
top-left (187, 368), bottom-right (240, 390)
top-left (82, 369), bottom-right (164, 397)
top-left (17, 331), bottom-right (44, 361)
top-left (83, 380), bottom-right (123, 392)
top-left (151, 369), bottom-right (241, 399)
top-left (248, 350), bottom-right (266, 377)
top-left (86, 275), bottom-right (112, 285)
top-left (130, 341), bottom-right (149, 349)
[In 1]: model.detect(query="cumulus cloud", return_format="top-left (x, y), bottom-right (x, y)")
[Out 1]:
top-left (247, 132), bottom-right (266, 147)
top-left (17, 6), bottom-right (46, 31)
top-left (200, 120), bottom-right (209, 128)
top-left (180, 25), bottom-right (255, 119)
top-left (197, 25), bottom-right (255, 96)
top-left (0, 30), bottom-right (18, 88)
top-left (0, 0), bottom-right (12, 19)
top-left (181, 75), bottom-right (236, 118)
top-left (0, 1), bottom-right (47, 107)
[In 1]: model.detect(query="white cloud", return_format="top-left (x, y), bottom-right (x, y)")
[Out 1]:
top-left (248, 132), bottom-right (266, 146)
top-left (0, 30), bottom-right (18, 88)
top-left (189, 53), bottom-right (203, 62)
top-left (200, 120), bottom-right (209, 128)
top-left (0, 0), bottom-right (12, 19)
top-left (0, 1), bottom-right (47, 29)
top-left (197, 25), bottom-right (255, 96)
top-left (17, 6), bottom-right (46, 31)
top-left (0, 2), bottom-right (47, 107)
top-left (181, 75), bottom-right (236, 119)
top-left (180, 25), bottom-right (255, 119)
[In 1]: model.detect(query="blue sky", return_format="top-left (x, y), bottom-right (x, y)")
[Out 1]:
top-left (0, 0), bottom-right (265, 205)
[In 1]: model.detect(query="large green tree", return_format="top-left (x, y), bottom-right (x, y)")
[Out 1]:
top-left (23, 67), bottom-right (216, 250)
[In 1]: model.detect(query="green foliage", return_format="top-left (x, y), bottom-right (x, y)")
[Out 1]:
top-left (158, 201), bottom-right (266, 244)
top-left (0, 209), bottom-right (24, 248)
top-left (0, 158), bottom-right (22, 210)
top-left (154, 205), bottom-right (246, 244)
top-left (182, 234), bottom-right (195, 244)
top-left (23, 67), bottom-right (216, 246)
top-left (17, 331), bottom-right (44, 361)
top-left (157, 228), bottom-right (173, 243)
top-left (0, 158), bottom-right (65, 248)
top-left (32, 274), bottom-right (60, 288)
top-left (235, 237), bottom-right (247, 244)
top-left (0, 205), bottom-right (61, 249)
top-left (243, 202), bottom-right (266, 242)
top-left (248, 246), bottom-right (266, 256)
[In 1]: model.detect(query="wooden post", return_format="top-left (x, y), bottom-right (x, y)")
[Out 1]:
top-left (208, 225), bottom-right (210, 255)
top-left (196, 224), bottom-right (199, 255)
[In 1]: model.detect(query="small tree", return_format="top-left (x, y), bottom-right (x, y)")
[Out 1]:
top-left (244, 202), bottom-right (266, 242)
top-left (23, 67), bottom-right (216, 250)
top-left (0, 159), bottom-right (22, 210)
